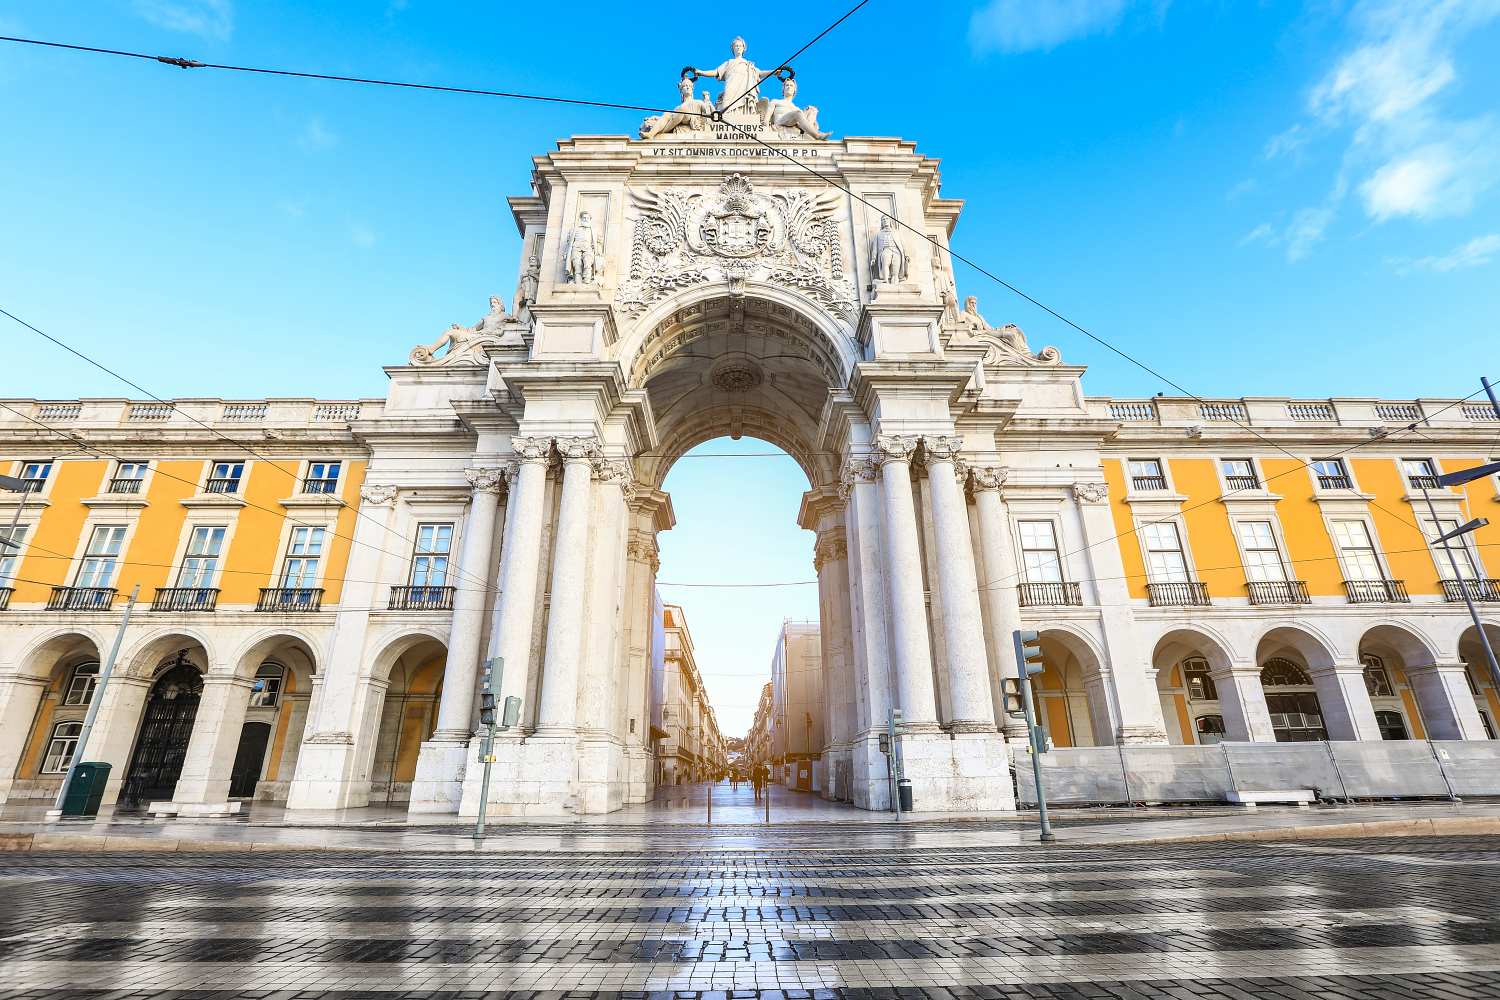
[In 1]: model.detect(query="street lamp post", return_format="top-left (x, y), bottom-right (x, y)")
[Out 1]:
top-left (1425, 459), bottom-right (1500, 690)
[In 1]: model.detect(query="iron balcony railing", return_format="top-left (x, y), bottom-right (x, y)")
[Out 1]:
top-left (0, 587), bottom-right (11, 611)
top-left (388, 585), bottom-right (455, 611)
top-left (257, 587), bottom-right (324, 612)
top-left (151, 587), bottom-right (219, 612)
top-left (107, 477), bottom-right (144, 494)
top-left (1146, 581), bottom-right (1211, 607)
top-left (1344, 579), bottom-right (1409, 604)
top-left (47, 586), bottom-right (116, 611)
top-left (1018, 581), bottom-right (1083, 607)
top-left (1317, 474), bottom-right (1352, 490)
top-left (1407, 475), bottom-right (1441, 491)
top-left (204, 477), bottom-right (241, 494)
top-left (302, 478), bottom-right (340, 495)
top-left (1131, 475), bottom-right (1168, 491)
top-left (1224, 474), bottom-right (1260, 491)
top-left (1247, 580), bottom-right (1311, 605)
top-left (1442, 579), bottom-right (1500, 603)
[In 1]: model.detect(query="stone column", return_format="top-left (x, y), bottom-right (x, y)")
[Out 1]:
top-left (535, 435), bottom-right (601, 734)
top-left (1071, 481), bottom-right (1168, 743)
top-left (1408, 662), bottom-right (1490, 740)
top-left (490, 437), bottom-right (552, 723)
top-left (576, 457), bottom-right (631, 813)
top-left (620, 506), bottom-right (664, 804)
top-left (842, 460), bottom-right (892, 810)
top-left (1209, 663), bottom-right (1277, 742)
top-left (1311, 660), bottom-right (1383, 741)
top-left (166, 674), bottom-right (255, 815)
top-left (922, 437), bottom-right (996, 733)
top-left (0, 674), bottom-right (48, 805)
top-left (873, 434), bottom-right (938, 728)
top-left (89, 674), bottom-right (153, 807)
top-left (969, 468), bottom-right (1027, 741)
top-left (409, 466), bottom-right (506, 812)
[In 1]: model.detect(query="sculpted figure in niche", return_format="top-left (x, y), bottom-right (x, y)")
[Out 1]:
top-left (410, 296), bottom-right (511, 366)
top-left (566, 211), bottom-right (602, 285)
top-left (640, 76), bottom-right (714, 139)
top-left (514, 255), bottom-right (540, 317)
top-left (757, 77), bottom-right (829, 140)
top-left (691, 36), bottom-right (773, 113)
top-left (870, 217), bottom-right (908, 284)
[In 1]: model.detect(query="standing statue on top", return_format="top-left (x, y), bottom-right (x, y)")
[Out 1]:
top-left (514, 254), bottom-right (540, 317)
top-left (566, 211), bottom-right (601, 285)
top-left (690, 36), bottom-right (773, 113)
top-left (870, 217), bottom-right (908, 284)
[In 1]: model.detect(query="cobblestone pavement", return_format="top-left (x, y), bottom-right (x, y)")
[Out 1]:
top-left (4, 836), bottom-right (1500, 998)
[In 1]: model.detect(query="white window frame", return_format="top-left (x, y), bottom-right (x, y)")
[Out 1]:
top-left (1421, 515), bottom-right (1482, 580)
top-left (248, 663), bottom-right (285, 708)
top-left (176, 525), bottom-right (228, 589)
top-left (17, 460), bottom-right (53, 495)
top-left (206, 460), bottom-right (246, 494)
top-left (1181, 657), bottom-right (1218, 703)
top-left (408, 522), bottom-right (454, 588)
top-left (73, 524), bottom-right (129, 589)
top-left (1126, 457), bottom-right (1169, 492)
top-left (1310, 456), bottom-right (1356, 491)
top-left (0, 522), bottom-right (29, 586)
top-left (111, 461), bottom-right (150, 487)
top-left (1015, 518), bottom-right (1065, 584)
top-left (278, 524), bottom-right (328, 589)
top-left (42, 721), bottom-right (83, 773)
top-left (63, 662), bottom-right (100, 707)
top-left (1233, 518), bottom-right (1290, 583)
top-left (1218, 457), bottom-right (1259, 491)
top-left (1328, 516), bottom-right (1386, 582)
top-left (1137, 516), bottom-right (1193, 584)
top-left (1360, 653), bottom-right (1396, 698)
top-left (303, 460), bottom-right (342, 495)
top-left (1401, 457), bottom-right (1439, 489)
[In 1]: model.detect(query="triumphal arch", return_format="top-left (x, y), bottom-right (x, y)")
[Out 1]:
top-left (283, 39), bottom-right (1166, 816)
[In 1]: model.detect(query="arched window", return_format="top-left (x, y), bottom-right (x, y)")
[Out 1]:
top-left (1375, 710), bottom-right (1409, 741)
top-left (1260, 657), bottom-right (1325, 742)
top-left (63, 662), bottom-right (99, 707)
top-left (1360, 653), bottom-right (1394, 697)
top-left (42, 721), bottom-right (83, 773)
top-left (1194, 714), bottom-right (1226, 745)
top-left (1182, 657), bottom-right (1218, 701)
top-left (249, 663), bottom-right (284, 708)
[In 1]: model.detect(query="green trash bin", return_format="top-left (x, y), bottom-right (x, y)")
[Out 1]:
top-left (60, 762), bottom-right (111, 817)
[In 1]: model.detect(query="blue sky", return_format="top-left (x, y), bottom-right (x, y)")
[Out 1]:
top-left (3, 1), bottom-right (1498, 733)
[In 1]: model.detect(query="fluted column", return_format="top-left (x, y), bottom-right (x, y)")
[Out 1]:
top-left (843, 459), bottom-right (889, 732)
top-left (922, 436), bottom-right (996, 733)
top-left (970, 467), bottom-right (1026, 740)
top-left (535, 435), bottom-right (601, 734)
top-left (491, 437), bottom-right (552, 726)
top-left (430, 467), bottom-right (506, 741)
top-left (874, 434), bottom-right (938, 728)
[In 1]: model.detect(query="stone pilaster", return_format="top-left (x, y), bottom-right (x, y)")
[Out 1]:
top-left (165, 674), bottom-right (256, 815)
top-left (1407, 661), bottom-right (1491, 740)
top-left (873, 434), bottom-right (939, 729)
top-left (969, 467), bottom-right (1027, 741)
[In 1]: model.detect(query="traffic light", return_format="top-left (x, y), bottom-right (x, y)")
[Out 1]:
top-left (878, 732), bottom-right (891, 754)
top-left (1014, 629), bottom-right (1044, 677)
top-left (1002, 677), bottom-right (1025, 718)
top-left (479, 692), bottom-right (497, 727)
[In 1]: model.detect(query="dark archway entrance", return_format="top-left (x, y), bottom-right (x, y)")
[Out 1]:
top-left (119, 660), bottom-right (203, 808)
top-left (228, 722), bottom-right (273, 798)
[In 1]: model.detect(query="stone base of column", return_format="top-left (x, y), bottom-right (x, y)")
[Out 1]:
top-left (1001, 720), bottom-right (1030, 742)
top-left (1116, 724), bottom-right (1171, 745)
top-left (147, 800), bottom-right (243, 818)
top-left (407, 738), bottom-right (470, 813)
top-left (575, 736), bottom-right (628, 815)
top-left (286, 736), bottom-right (367, 810)
top-left (622, 746), bottom-right (653, 804)
top-left (900, 731), bottom-right (1016, 812)
top-left (457, 735), bottom-right (579, 817)
top-left (850, 735), bottom-right (892, 811)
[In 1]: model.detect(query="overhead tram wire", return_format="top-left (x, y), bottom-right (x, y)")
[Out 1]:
top-left (0, 305), bottom-right (493, 595)
top-left (718, 0), bottom-right (874, 111)
top-left (0, 399), bottom-right (496, 600)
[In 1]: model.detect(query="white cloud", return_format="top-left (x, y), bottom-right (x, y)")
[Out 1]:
top-left (1227, 178), bottom-right (1258, 201)
top-left (131, 0), bottom-right (233, 39)
top-left (349, 223), bottom-right (377, 248)
top-left (299, 117), bottom-right (338, 152)
top-left (1391, 233), bottom-right (1500, 274)
top-left (1238, 222), bottom-right (1273, 246)
top-left (968, 0), bottom-right (1136, 54)
top-left (1285, 206), bottom-right (1334, 261)
top-left (1264, 124), bottom-right (1308, 160)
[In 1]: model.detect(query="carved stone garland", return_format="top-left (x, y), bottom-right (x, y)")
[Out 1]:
top-left (616, 174), bottom-right (856, 321)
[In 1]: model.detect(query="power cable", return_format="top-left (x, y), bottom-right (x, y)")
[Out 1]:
top-left (0, 306), bottom-right (492, 595)
top-left (717, 1), bottom-right (874, 111)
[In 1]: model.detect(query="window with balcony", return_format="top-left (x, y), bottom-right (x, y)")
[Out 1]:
top-left (18, 461), bottom-right (51, 493)
top-left (1182, 658), bottom-right (1217, 701)
top-left (42, 721), bottom-right (83, 773)
top-left (1220, 458), bottom-right (1259, 491)
top-left (303, 461), bottom-right (341, 495)
top-left (1424, 517), bottom-right (1481, 580)
top-left (74, 525), bottom-right (126, 588)
top-left (206, 461), bottom-right (245, 494)
top-left (1128, 458), bottom-right (1167, 491)
top-left (1402, 458), bottom-right (1440, 491)
top-left (1237, 520), bottom-right (1287, 582)
top-left (0, 524), bottom-right (26, 586)
top-left (1016, 520), bottom-right (1080, 606)
top-left (63, 662), bottom-right (99, 706)
top-left (391, 522), bottom-right (456, 610)
top-left (1312, 458), bottom-right (1352, 490)
top-left (109, 462), bottom-right (148, 494)
top-left (1143, 521), bottom-right (1210, 606)
top-left (177, 526), bottom-right (226, 588)
top-left (280, 526), bottom-right (325, 587)
top-left (1332, 519), bottom-right (1382, 581)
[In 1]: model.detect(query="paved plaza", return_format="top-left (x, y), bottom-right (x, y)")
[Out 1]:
top-left (4, 788), bottom-right (1500, 999)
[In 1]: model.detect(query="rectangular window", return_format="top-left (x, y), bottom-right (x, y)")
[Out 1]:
top-left (42, 722), bottom-right (83, 773)
top-left (1142, 521), bottom-right (1189, 582)
top-left (1183, 659), bottom-right (1218, 701)
top-left (409, 523), bottom-right (453, 587)
top-left (63, 664), bottom-right (98, 706)
top-left (1017, 520), bottom-right (1063, 583)
top-left (303, 461), bottom-right (341, 494)
top-left (19, 461), bottom-right (51, 493)
top-left (1331, 519), bottom-right (1382, 580)
top-left (110, 462), bottom-right (148, 494)
top-left (206, 461), bottom-right (244, 494)
top-left (177, 526), bottom-right (226, 588)
top-left (0, 524), bottom-right (27, 586)
top-left (1425, 517), bottom-right (1481, 579)
top-left (74, 525), bottom-right (127, 588)
top-left (1236, 520), bottom-right (1287, 582)
top-left (280, 526), bottom-right (325, 587)
top-left (1313, 458), bottom-right (1351, 489)
top-left (1402, 458), bottom-right (1439, 491)
top-left (1220, 458), bottom-right (1258, 490)
top-left (1128, 458), bottom-right (1166, 491)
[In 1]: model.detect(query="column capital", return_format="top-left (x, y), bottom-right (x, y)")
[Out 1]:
top-left (591, 455), bottom-right (635, 491)
top-left (920, 434), bottom-right (964, 463)
top-left (554, 434), bottom-right (603, 464)
top-left (814, 528), bottom-right (848, 572)
top-left (464, 466), bottom-right (509, 495)
top-left (1072, 481), bottom-right (1110, 505)
top-left (873, 434), bottom-right (921, 466)
top-left (511, 435), bottom-right (552, 463)
top-left (627, 530), bottom-right (660, 572)
top-left (839, 458), bottom-right (880, 497)
top-left (968, 466), bottom-right (1007, 494)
